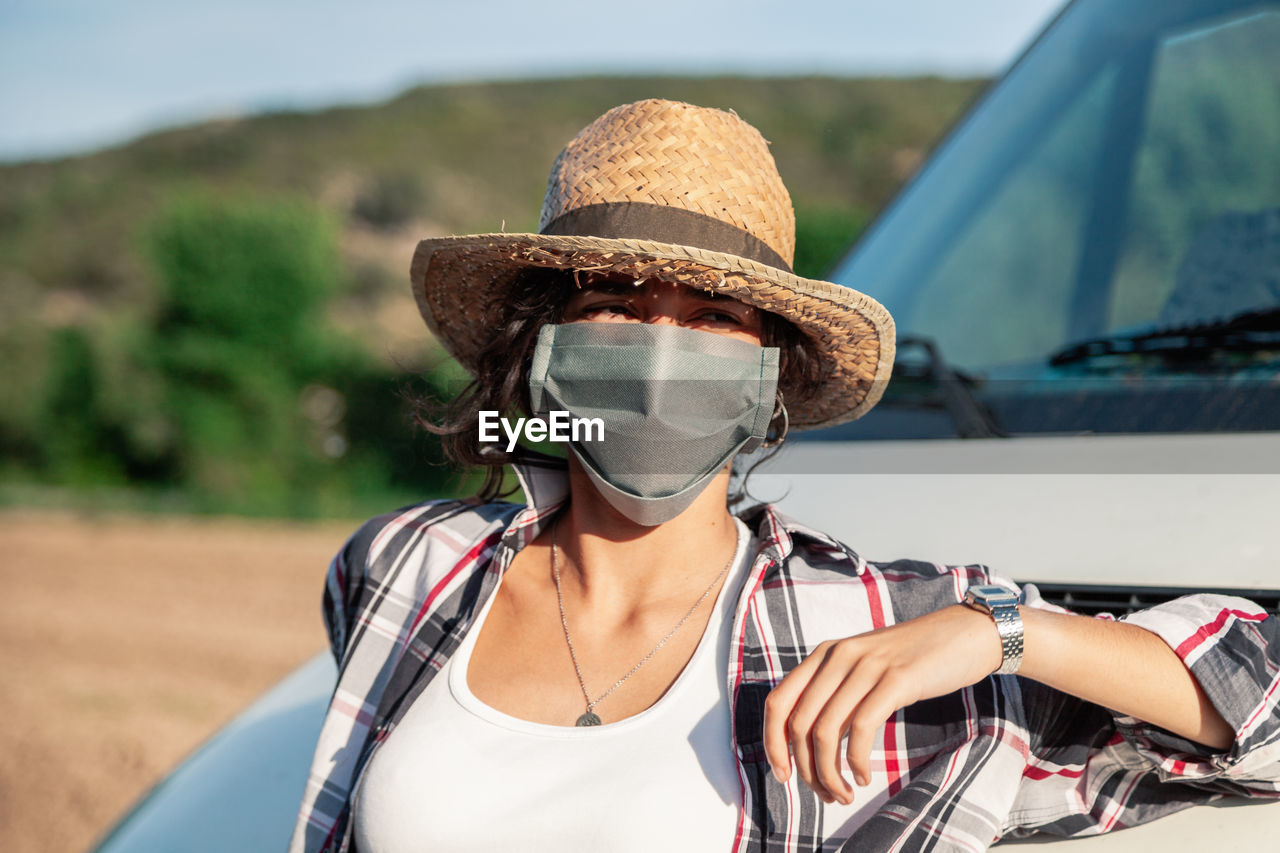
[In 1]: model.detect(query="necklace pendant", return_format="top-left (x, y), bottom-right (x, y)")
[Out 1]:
top-left (575, 711), bottom-right (602, 727)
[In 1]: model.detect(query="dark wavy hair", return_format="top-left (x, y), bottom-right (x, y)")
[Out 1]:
top-left (417, 267), bottom-right (828, 504)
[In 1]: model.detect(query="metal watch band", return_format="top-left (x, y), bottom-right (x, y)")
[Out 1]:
top-left (964, 585), bottom-right (1024, 675)
top-left (990, 603), bottom-right (1024, 675)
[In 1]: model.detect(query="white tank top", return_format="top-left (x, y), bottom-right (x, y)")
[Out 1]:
top-left (352, 519), bottom-right (753, 852)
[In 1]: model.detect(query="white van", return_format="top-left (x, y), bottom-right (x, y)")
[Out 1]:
top-left (765, 0), bottom-right (1280, 845)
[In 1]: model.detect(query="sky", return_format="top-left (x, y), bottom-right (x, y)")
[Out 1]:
top-left (0, 0), bottom-right (1067, 162)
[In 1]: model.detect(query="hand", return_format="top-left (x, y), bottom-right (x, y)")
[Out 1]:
top-left (762, 604), bottom-right (1004, 804)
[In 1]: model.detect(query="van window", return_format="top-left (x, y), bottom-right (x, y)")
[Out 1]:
top-left (824, 0), bottom-right (1280, 438)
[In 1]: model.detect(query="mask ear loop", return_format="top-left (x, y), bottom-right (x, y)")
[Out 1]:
top-left (761, 394), bottom-right (789, 449)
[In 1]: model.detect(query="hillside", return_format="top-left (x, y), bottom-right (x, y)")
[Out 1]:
top-left (0, 76), bottom-right (984, 327)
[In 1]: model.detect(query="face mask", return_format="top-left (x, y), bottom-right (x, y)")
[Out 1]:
top-left (528, 322), bottom-right (779, 526)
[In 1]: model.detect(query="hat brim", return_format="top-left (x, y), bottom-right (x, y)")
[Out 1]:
top-left (410, 233), bottom-right (895, 430)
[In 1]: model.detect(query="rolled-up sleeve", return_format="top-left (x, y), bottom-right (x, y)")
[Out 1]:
top-left (1115, 594), bottom-right (1280, 790)
top-left (1007, 591), bottom-right (1280, 838)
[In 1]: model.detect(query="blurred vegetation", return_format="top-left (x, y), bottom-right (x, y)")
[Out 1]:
top-left (0, 75), bottom-right (984, 517)
top-left (1, 196), bottom-right (451, 517)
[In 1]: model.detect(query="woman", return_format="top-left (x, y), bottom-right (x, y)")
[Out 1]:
top-left (292, 100), bottom-right (1280, 852)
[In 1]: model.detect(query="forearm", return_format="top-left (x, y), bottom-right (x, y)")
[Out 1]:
top-left (1015, 605), bottom-right (1234, 751)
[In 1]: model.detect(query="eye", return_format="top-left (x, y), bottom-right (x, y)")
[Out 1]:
top-left (578, 302), bottom-right (638, 320)
top-left (693, 309), bottom-right (745, 325)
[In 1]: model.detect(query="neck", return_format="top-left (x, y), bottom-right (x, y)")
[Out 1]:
top-left (553, 456), bottom-right (742, 613)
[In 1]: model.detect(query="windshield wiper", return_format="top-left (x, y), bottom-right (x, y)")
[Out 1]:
top-left (1050, 306), bottom-right (1280, 367)
top-left (895, 336), bottom-right (1006, 438)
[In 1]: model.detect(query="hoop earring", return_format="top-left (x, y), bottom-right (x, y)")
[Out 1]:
top-left (761, 396), bottom-right (789, 449)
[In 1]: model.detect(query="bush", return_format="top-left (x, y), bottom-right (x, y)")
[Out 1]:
top-left (134, 194), bottom-right (450, 515)
top-left (149, 196), bottom-right (340, 358)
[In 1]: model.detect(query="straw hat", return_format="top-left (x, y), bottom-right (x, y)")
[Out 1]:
top-left (410, 98), bottom-right (895, 429)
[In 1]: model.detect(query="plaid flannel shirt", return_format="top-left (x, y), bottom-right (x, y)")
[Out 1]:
top-left (291, 457), bottom-right (1280, 852)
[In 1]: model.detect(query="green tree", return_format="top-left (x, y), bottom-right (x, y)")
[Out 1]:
top-left (141, 194), bottom-right (451, 515)
top-left (149, 195), bottom-right (340, 362)
top-left (146, 196), bottom-right (349, 512)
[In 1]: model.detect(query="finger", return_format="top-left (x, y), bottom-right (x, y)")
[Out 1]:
top-left (793, 713), bottom-right (834, 802)
top-left (763, 643), bottom-right (834, 782)
top-left (812, 666), bottom-right (883, 803)
top-left (787, 643), bottom-right (868, 802)
top-left (845, 678), bottom-right (905, 789)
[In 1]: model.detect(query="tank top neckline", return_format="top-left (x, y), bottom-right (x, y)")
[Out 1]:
top-left (447, 517), bottom-right (751, 739)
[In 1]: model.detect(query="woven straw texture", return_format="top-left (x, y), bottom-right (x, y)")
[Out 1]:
top-left (540, 100), bottom-right (796, 265)
top-left (410, 100), bottom-right (897, 429)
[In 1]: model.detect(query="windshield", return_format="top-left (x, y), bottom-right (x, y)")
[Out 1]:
top-left (832, 0), bottom-right (1280, 377)
top-left (812, 0), bottom-right (1280, 439)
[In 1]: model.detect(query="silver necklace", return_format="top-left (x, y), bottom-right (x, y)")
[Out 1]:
top-left (551, 521), bottom-right (739, 727)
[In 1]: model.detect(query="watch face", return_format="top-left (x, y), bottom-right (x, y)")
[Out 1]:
top-left (967, 584), bottom-right (1019, 607)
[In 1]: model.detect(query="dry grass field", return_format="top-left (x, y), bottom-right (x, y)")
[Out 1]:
top-left (0, 509), bottom-right (355, 853)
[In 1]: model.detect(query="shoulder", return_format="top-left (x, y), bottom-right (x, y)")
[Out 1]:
top-left (744, 503), bottom-right (992, 620)
top-left (336, 498), bottom-right (522, 589)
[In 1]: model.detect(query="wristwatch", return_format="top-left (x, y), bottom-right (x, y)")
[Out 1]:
top-left (963, 584), bottom-right (1024, 675)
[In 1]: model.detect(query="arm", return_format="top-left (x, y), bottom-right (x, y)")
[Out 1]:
top-left (1019, 605), bottom-right (1232, 750)
top-left (321, 500), bottom-right (469, 666)
top-left (763, 575), bottom-right (1276, 808)
top-left (322, 520), bottom-right (377, 667)
top-left (1009, 591), bottom-right (1280, 837)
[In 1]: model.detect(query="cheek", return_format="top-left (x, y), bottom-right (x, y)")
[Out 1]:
top-left (729, 316), bottom-right (766, 345)
top-left (737, 311), bottom-right (765, 346)
top-left (724, 329), bottom-right (766, 345)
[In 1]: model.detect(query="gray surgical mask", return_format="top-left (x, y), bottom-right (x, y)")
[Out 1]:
top-left (528, 322), bottom-right (780, 526)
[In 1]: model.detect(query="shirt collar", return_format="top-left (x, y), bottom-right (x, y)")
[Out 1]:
top-left (507, 450), bottom-right (865, 576)
top-left (510, 449), bottom-right (572, 512)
